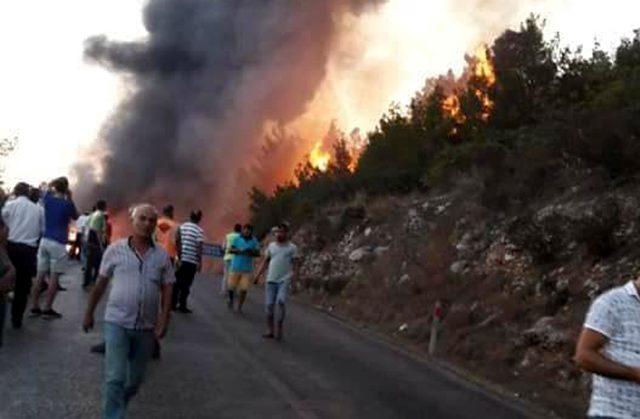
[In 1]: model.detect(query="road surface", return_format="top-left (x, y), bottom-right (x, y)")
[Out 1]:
top-left (0, 265), bottom-right (536, 418)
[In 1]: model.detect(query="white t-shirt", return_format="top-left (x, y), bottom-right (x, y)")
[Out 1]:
top-left (2, 196), bottom-right (43, 247)
top-left (265, 241), bottom-right (298, 284)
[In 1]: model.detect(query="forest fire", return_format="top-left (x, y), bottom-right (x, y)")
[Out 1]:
top-left (442, 46), bottom-right (496, 124)
top-left (309, 141), bottom-right (331, 171)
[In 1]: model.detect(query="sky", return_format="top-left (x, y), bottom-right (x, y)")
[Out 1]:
top-left (1, 0), bottom-right (638, 189)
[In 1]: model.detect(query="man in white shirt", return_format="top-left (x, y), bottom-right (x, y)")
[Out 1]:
top-left (255, 223), bottom-right (299, 341)
top-left (1, 182), bottom-right (43, 328)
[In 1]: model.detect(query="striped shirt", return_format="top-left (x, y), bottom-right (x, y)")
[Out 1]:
top-left (99, 238), bottom-right (175, 330)
top-left (584, 281), bottom-right (640, 418)
top-left (178, 222), bottom-right (204, 265)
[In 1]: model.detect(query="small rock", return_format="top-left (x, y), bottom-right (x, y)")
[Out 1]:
top-left (349, 246), bottom-right (374, 263)
top-left (364, 227), bottom-right (372, 237)
top-left (398, 274), bottom-right (410, 284)
top-left (450, 260), bottom-right (467, 274)
top-left (398, 323), bottom-right (408, 332)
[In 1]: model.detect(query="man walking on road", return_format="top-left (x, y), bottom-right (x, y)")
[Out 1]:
top-left (255, 223), bottom-right (299, 341)
top-left (2, 182), bottom-right (43, 328)
top-left (31, 177), bottom-right (78, 318)
top-left (173, 210), bottom-right (204, 313)
top-left (228, 224), bottom-right (260, 313)
top-left (83, 200), bottom-right (107, 289)
top-left (221, 223), bottom-right (241, 295)
top-left (575, 277), bottom-right (640, 418)
top-left (83, 204), bottom-right (174, 419)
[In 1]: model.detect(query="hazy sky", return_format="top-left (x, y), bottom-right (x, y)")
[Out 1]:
top-left (1, 0), bottom-right (638, 188)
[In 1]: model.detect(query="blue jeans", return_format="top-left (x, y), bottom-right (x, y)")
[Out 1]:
top-left (265, 282), bottom-right (288, 322)
top-left (103, 322), bottom-right (155, 419)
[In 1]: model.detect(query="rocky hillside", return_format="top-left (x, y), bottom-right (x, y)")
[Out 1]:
top-left (291, 167), bottom-right (640, 417)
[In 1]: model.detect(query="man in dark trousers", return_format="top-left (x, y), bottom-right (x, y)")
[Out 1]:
top-left (173, 210), bottom-right (204, 313)
top-left (2, 182), bottom-right (43, 329)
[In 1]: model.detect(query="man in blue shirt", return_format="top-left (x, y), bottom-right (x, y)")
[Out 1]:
top-left (31, 177), bottom-right (78, 318)
top-left (228, 224), bottom-right (260, 313)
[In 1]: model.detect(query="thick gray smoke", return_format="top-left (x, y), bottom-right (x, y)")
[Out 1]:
top-left (76, 0), bottom-right (383, 232)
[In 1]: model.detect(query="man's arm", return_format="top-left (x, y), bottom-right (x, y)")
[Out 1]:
top-left (155, 282), bottom-right (173, 340)
top-left (83, 275), bottom-right (110, 331)
top-left (574, 328), bottom-right (640, 382)
top-left (254, 256), bottom-right (270, 284)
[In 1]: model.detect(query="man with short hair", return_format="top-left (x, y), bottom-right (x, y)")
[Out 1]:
top-left (228, 224), bottom-right (260, 313)
top-left (173, 210), bottom-right (204, 313)
top-left (2, 182), bottom-right (43, 328)
top-left (575, 278), bottom-right (640, 418)
top-left (83, 204), bottom-right (174, 418)
top-left (30, 177), bottom-right (78, 318)
top-left (255, 223), bottom-right (299, 341)
top-left (83, 200), bottom-right (107, 289)
top-left (221, 224), bottom-right (241, 295)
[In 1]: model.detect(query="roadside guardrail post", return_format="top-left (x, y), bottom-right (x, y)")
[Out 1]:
top-left (429, 300), bottom-right (442, 356)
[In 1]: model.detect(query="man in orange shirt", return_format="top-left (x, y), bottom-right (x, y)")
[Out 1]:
top-left (156, 205), bottom-right (177, 262)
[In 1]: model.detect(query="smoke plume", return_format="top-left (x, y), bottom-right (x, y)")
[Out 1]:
top-left (76, 0), bottom-right (553, 235)
top-left (76, 0), bottom-right (383, 233)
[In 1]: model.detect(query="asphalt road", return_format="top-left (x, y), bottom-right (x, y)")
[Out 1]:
top-left (0, 265), bottom-right (535, 418)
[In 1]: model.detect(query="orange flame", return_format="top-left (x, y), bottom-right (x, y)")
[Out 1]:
top-left (309, 141), bottom-right (331, 171)
top-left (442, 95), bottom-right (465, 123)
top-left (442, 45), bottom-right (496, 125)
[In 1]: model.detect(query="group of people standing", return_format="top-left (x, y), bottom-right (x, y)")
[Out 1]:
top-left (1, 177), bottom-right (78, 337)
top-left (0, 177), bottom-right (301, 419)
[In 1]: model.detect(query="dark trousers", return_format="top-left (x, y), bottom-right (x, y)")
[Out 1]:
top-left (83, 240), bottom-right (103, 287)
top-left (0, 294), bottom-right (6, 346)
top-left (7, 242), bottom-right (37, 327)
top-left (172, 262), bottom-right (198, 309)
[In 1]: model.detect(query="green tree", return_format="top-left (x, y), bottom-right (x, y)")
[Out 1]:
top-left (490, 16), bottom-right (557, 129)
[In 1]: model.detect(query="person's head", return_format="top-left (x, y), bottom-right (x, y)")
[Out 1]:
top-left (241, 223), bottom-right (253, 238)
top-left (130, 204), bottom-right (158, 239)
top-left (28, 186), bottom-right (41, 203)
top-left (190, 210), bottom-right (202, 224)
top-left (233, 223), bottom-right (242, 233)
top-left (275, 222), bottom-right (290, 242)
top-left (13, 182), bottom-right (30, 197)
top-left (50, 177), bottom-right (69, 194)
top-left (162, 204), bottom-right (174, 219)
top-left (96, 199), bottom-right (107, 212)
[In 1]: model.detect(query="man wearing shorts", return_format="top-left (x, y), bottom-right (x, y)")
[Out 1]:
top-left (227, 224), bottom-right (259, 313)
top-left (255, 223), bottom-right (298, 341)
top-left (221, 224), bottom-right (241, 295)
top-left (31, 177), bottom-right (78, 318)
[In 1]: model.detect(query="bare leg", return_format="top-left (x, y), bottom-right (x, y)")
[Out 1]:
top-left (44, 273), bottom-right (60, 311)
top-left (30, 272), bottom-right (47, 310)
